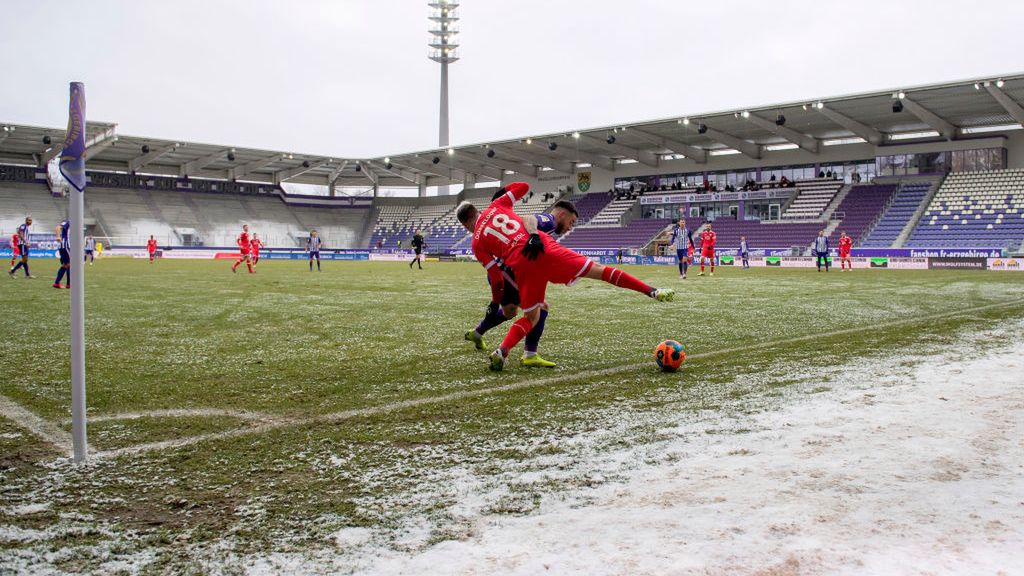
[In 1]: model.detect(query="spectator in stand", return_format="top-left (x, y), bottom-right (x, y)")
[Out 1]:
top-left (851, 170), bottom-right (862, 183)
top-left (826, 169), bottom-right (833, 179)
top-left (818, 170), bottom-right (826, 178)
top-left (779, 175), bottom-right (790, 187)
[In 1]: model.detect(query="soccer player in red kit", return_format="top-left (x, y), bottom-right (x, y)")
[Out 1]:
top-left (457, 182), bottom-right (674, 371)
top-left (146, 235), bottom-right (158, 263)
top-left (250, 234), bottom-right (263, 265)
top-left (697, 222), bottom-right (716, 276)
top-left (9, 233), bottom-right (20, 268)
top-left (838, 231), bottom-right (853, 271)
top-left (231, 224), bottom-right (254, 273)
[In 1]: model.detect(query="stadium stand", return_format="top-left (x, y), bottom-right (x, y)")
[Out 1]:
top-left (684, 218), bottom-right (825, 251)
top-left (861, 181), bottom-right (935, 247)
top-left (559, 218), bottom-right (673, 250)
top-left (828, 184), bottom-right (897, 245)
top-left (568, 191), bottom-right (614, 225)
top-left (782, 179), bottom-right (844, 219)
top-left (585, 196), bottom-right (637, 227)
top-left (906, 169), bottom-right (1024, 249)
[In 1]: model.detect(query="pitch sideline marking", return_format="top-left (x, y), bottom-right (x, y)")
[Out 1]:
top-left (0, 394), bottom-right (74, 456)
top-left (77, 408), bottom-right (276, 425)
top-left (94, 297), bottom-right (1024, 461)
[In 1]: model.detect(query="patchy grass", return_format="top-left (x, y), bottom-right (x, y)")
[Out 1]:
top-left (1, 258), bottom-right (1023, 573)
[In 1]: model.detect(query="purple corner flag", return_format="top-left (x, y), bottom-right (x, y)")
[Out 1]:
top-left (58, 82), bottom-right (87, 193)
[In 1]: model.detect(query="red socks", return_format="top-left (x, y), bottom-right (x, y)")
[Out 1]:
top-left (700, 262), bottom-right (705, 272)
top-left (601, 267), bottom-right (654, 297)
top-left (500, 317), bottom-right (534, 354)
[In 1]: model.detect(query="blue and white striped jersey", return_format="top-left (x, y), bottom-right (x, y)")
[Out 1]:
top-left (59, 219), bottom-right (70, 250)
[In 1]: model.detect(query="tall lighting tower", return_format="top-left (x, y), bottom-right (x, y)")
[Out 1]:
top-left (428, 1), bottom-right (459, 150)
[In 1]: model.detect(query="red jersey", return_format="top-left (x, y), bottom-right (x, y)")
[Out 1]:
top-left (471, 182), bottom-right (532, 302)
top-left (839, 236), bottom-right (852, 255)
top-left (250, 238), bottom-right (262, 255)
top-left (237, 231), bottom-right (250, 254)
top-left (700, 229), bottom-right (716, 250)
top-left (147, 239), bottom-right (157, 253)
top-left (11, 234), bottom-right (20, 255)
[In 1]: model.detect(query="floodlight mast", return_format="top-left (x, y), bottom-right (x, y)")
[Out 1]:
top-left (428, 1), bottom-right (459, 161)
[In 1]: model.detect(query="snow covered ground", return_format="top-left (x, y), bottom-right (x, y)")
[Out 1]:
top-left (249, 322), bottom-right (1024, 576)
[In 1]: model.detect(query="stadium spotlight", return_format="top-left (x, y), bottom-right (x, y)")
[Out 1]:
top-left (432, 156), bottom-right (441, 164)
top-left (548, 142), bottom-right (558, 151)
top-left (892, 100), bottom-right (904, 113)
top-left (525, 138), bottom-right (532, 145)
top-left (996, 79), bottom-right (1005, 88)
top-left (226, 151), bottom-right (235, 162)
top-left (447, 148), bottom-right (455, 156)
top-left (486, 149), bottom-right (496, 158)
top-left (697, 123), bottom-right (708, 134)
top-left (775, 113), bottom-right (786, 126)
top-left (815, 101), bottom-right (824, 109)
top-left (43, 135), bottom-right (52, 145)
top-left (741, 110), bottom-right (750, 118)
top-left (974, 82), bottom-right (981, 90)
top-left (355, 163), bottom-right (362, 172)
top-left (606, 134), bottom-right (616, 144)
top-left (141, 144), bottom-right (150, 154)
top-left (572, 131), bottom-right (580, 139)
top-left (385, 160), bottom-right (393, 170)
top-left (429, 0), bottom-right (459, 151)
top-left (897, 91), bottom-right (906, 100)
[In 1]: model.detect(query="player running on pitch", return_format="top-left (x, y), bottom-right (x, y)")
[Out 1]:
top-left (838, 231), bottom-right (852, 271)
top-left (669, 218), bottom-right (695, 279)
top-left (9, 216), bottom-right (34, 279)
top-left (250, 234), bottom-right (264, 266)
top-left (814, 229), bottom-right (830, 272)
top-left (84, 235), bottom-right (96, 265)
top-left (52, 218), bottom-right (71, 289)
top-left (457, 182), bottom-right (674, 371)
top-left (146, 235), bottom-right (158, 263)
top-left (464, 198), bottom-right (579, 368)
top-left (409, 231), bottom-right (425, 270)
top-left (307, 230), bottom-right (322, 272)
top-left (697, 222), bottom-right (716, 276)
top-left (9, 231), bottom-right (21, 270)
top-left (231, 225), bottom-right (254, 273)
top-left (739, 236), bottom-right (750, 269)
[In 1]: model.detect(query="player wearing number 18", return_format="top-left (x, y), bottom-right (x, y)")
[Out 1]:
top-left (458, 182), bottom-right (676, 372)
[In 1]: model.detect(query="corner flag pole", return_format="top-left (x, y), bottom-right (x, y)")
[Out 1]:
top-left (58, 82), bottom-right (88, 462)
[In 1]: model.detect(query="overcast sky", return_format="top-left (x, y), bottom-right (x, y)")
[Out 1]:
top-left (2, 0), bottom-right (1022, 159)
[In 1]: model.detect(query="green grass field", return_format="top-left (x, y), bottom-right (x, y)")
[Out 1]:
top-left (2, 257), bottom-right (1023, 573)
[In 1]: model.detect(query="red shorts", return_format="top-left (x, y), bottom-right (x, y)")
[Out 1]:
top-left (239, 248), bottom-right (250, 256)
top-left (701, 248), bottom-right (715, 259)
top-left (11, 246), bottom-right (19, 257)
top-left (840, 251), bottom-right (851, 259)
top-left (505, 234), bottom-right (594, 312)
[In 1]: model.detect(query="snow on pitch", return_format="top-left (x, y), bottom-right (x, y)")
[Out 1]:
top-left (257, 323), bottom-right (1024, 576)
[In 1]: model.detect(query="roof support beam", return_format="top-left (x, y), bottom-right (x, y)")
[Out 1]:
top-left (628, 128), bottom-right (708, 163)
top-left (355, 161), bottom-right (378, 186)
top-left (274, 158), bottom-right (333, 184)
top-left (578, 134), bottom-right (659, 167)
top-left (128, 143), bottom-right (181, 173)
top-left (900, 96), bottom-right (958, 140)
top-left (984, 83), bottom-right (1024, 126)
top-left (181, 148), bottom-right (231, 177)
top-left (230, 154), bottom-right (281, 181)
top-left (457, 148), bottom-right (539, 178)
top-left (745, 114), bottom-right (819, 153)
top-left (491, 147), bottom-right (574, 174)
top-left (702, 126), bottom-right (761, 159)
top-left (815, 105), bottom-right (883, 145)
top-left (0, 127), bottom-right (12, 147)
top-left (447, 156), bottom-right (504, 181)
top-left (364, 160), bottom-right (420, 185)
top-left (519, 141), bottom-right (615, 171)
top-left (326, 160), bottom-right (349, 185)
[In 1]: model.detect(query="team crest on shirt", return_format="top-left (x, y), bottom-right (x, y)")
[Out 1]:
top-left (577, 171), bottom-right (591, 193)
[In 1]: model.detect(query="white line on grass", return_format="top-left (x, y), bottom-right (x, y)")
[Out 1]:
top-left (0, 394), bottom-right (74, 456)
top-left (76, 408), bottom-right (276, 425)
top-left (94, 297), bottom-right (1024, 461)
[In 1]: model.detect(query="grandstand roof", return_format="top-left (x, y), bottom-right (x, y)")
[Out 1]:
top-left (2, 73), bottom-right (1023, 189)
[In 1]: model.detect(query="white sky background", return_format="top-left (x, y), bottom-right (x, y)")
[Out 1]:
top-left (1, 0), bottom-right (1023, 159)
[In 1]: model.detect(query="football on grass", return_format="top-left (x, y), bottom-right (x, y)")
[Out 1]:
top-left (654, 340), bottom-right (685, 372)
